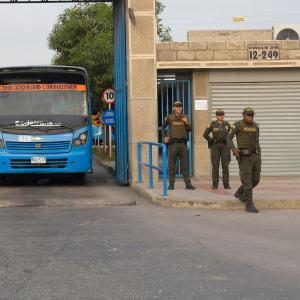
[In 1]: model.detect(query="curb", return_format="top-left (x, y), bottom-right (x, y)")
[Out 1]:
top-left (132, 183), bottom-right (300, 210)
top-left (93, 154), bottom-right (116, 174)
top-left (0, 198), bottom-right (136, 208)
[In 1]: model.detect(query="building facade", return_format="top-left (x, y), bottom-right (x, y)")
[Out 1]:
top-left (156, 29), bottom-right (300, 179)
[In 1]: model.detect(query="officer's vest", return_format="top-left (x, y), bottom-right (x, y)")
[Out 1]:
top-left (167, 114), bottom-right (189, 139)
top-left (236, 121), bottom-right (259, 149)
top-left (211, 121), bottom-right (230, 139)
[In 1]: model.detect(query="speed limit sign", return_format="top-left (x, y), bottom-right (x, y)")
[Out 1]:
top-left (101, 88), bottom-right (115, 105)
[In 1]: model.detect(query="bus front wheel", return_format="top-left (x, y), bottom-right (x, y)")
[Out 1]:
top-left (72, 173), bottom-right (87, 185)
top-left (0, 175), bottom-right (6, 185)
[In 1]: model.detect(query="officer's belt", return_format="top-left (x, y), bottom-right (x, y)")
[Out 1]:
top-left (170, 138), bottom-right (187, 144)
top-left (213, 138), bottom-right (226, 144)
top-left (239, 148), bottom-right (257, 156)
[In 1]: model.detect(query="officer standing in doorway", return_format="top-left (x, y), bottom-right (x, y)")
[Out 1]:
top-left (203, 109), bottom-right (231, 189)
top-left (162, 101), bottom-right (196, 190)
top-left (227, 107), bottom-right (261, 213)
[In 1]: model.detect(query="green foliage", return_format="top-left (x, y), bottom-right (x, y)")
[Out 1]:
top-left (93, 147), bottom-right (115, 161)
top-left (48, 2), bottom-right (172, 111)
top-left (156, 0), bottom-right (173, 42)
top-left (48, 3), bottom-right (113, 111)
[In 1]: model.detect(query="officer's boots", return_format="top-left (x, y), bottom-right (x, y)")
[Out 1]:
top-left (168, 183), bottom-right (174, 190)
top-left (186, 184), bottom-right (196, 190)
top-left (212, 181), bottom-right (218, 189)
top-left (245, 200), bottom-right (259, 213)
top-left (234, 187), bottom-right (246, 203)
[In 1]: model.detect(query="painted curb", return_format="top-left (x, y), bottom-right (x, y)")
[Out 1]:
top-left (132, 183), bottom-right (300, 210)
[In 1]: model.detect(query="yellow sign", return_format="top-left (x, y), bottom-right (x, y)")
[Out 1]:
top-left (92, 113), bottom-right (103, 126)
top-left (233, 16), bottom-right (246, 23)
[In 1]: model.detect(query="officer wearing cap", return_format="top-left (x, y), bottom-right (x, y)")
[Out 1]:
top-left (203, 109), bottom-right (231, 189)
top-left (227, 107), bottom-right (261, 213)
top-left (162, 101), bottom-right (196, 190)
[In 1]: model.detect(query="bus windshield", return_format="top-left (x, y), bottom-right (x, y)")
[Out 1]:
top-left (0, 84), bottom-right (88, 117)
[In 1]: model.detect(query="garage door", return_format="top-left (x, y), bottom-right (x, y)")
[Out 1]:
top-left (211, 82), bottom-right (300, 176)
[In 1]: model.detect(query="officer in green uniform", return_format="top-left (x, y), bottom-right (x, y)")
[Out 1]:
top-left (227, 107), bottom-right (261, 213)
top-left (162, 101), bottom-right (196, 190)
top-left (203, 109), bottom-right (231, 189)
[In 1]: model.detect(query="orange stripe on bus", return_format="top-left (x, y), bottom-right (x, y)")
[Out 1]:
top-left (0, 84), bottom-right (87, 92)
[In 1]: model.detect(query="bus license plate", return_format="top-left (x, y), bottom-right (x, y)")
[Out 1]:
top-left (31, 157), bottom-right (46, 164)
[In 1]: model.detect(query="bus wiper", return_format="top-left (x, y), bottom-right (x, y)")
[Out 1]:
top-left (29, 126), bottom-right (49, 133)
top-left (58, 124), bottom-right (74, 131)
top-left (46, 124), bottom-right (74, 131)
top-left (0, 123), bottom-right (17, 127)
top-left (0, 124), bottom-right (49, 133)
top-left (6, 126), bottom-right (49, 133)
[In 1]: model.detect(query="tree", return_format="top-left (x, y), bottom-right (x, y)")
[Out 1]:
top-left (156, 0), bottom-right (173, 42)
top-left (48, 2), bottom-right (172, 111)
top-left (48, 3), bottom-right (113, 112)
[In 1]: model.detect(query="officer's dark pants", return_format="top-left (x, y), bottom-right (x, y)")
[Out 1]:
top-left (236, 154), bottom-right (261, 202)
top-left (211, 143), bottom-right (230, 187)
top-left (168, 143), bottom-right (191, 187)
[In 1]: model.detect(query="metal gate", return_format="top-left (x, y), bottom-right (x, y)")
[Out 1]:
top-left (157, 79), bottom-right (193, 176)
top-left (211, 81), bottom-right (300, 176)
top-left (113, 0), bottom-right (129, 184)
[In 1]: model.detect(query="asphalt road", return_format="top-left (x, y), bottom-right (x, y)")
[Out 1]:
top-left (0, 166), bottom-right (300, 299)
top-left (0, 161), bottom-right (136, 207)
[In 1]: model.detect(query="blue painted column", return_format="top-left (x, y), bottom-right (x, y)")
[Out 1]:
top-left (113, 0), bottom-right (129, 185)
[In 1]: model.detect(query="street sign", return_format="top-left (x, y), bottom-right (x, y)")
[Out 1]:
top-left (101, 88), bottom-right (115, 105)
top-left (233, 16), bottom-right (246, 23)
top-left (248, 44), bottom-right (280, 60)
top-left (101, 109), bottom-right (115, 126)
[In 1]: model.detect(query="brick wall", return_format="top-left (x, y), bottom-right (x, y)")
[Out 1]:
top-left (187, 30), bottom-right (273, 42)
top-left (157, 41), bottom-right (300, 62)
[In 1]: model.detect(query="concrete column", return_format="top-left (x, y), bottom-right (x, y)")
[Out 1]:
top-left (192, 70), bottom-right (211, 180)
top-left (125, 0), bottom-right (158, 185)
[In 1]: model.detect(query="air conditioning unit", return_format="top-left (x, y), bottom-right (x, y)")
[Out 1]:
top-left (273, 25), bottom-right (300, 40)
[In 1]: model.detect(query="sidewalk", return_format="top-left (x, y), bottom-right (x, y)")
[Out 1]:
top-left (133, 177), bottom-right (300, 210)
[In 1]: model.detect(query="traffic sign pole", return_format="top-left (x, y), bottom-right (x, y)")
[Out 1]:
top-left (101, 88), bottom-right (115, 158)
top-left (109, 104), bottom-right (112, 158)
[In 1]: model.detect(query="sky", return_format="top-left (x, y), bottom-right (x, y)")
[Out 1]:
top-left (0, 0), bottom-right (300, 66)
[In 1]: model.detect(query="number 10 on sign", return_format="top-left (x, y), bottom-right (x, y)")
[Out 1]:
top-left (102, 88), bottom-right (115, 105)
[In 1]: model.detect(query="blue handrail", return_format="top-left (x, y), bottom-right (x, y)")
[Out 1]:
top-left (137, 141), bottom-right (168, 197)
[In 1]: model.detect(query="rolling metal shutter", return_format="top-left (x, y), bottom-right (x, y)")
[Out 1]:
top-left (211, 82), bottom-right (300, 176)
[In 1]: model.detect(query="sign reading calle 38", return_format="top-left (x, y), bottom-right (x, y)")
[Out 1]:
top-left (248, 44), bottom-right (280, 60)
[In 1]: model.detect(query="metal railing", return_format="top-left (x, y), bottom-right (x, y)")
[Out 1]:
top-left (137, 141), bottom-right (168, 197)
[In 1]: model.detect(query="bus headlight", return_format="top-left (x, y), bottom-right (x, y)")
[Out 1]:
top-left (80, 132), bottom-right (87, 141)
top-left (73, 131), bottom-right (88, 146)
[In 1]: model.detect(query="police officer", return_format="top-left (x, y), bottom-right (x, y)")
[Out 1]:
top-left (162, 101), bottom-right (196, 190)
top-left (203, 109), bottom-right (231, 189)
top-left (227, 107), bottom-right (261, 213)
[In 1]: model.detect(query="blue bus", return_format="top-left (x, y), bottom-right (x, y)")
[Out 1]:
top-left (0, 66), bottom-right (92, 184)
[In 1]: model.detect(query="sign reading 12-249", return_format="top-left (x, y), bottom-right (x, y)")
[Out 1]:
top-left (101, 88), bottom-right (115, 105)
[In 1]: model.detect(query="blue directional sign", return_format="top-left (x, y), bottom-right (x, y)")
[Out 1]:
top-left (101, 109), bottom-right (115, 126)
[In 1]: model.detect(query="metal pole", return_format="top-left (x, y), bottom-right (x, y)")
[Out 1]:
top-left (109, 104), bottom-right (112, 158)
top-left (103, 125), bottom-right (107, 152)
top-left (162, 144), bottom-right (168, 197)
top-left (137, 143), bottom-right (142, 183)
top-left (97, 127), bottom-right (100, 150)
top-left (149, 144), bottom-right (153, 189)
